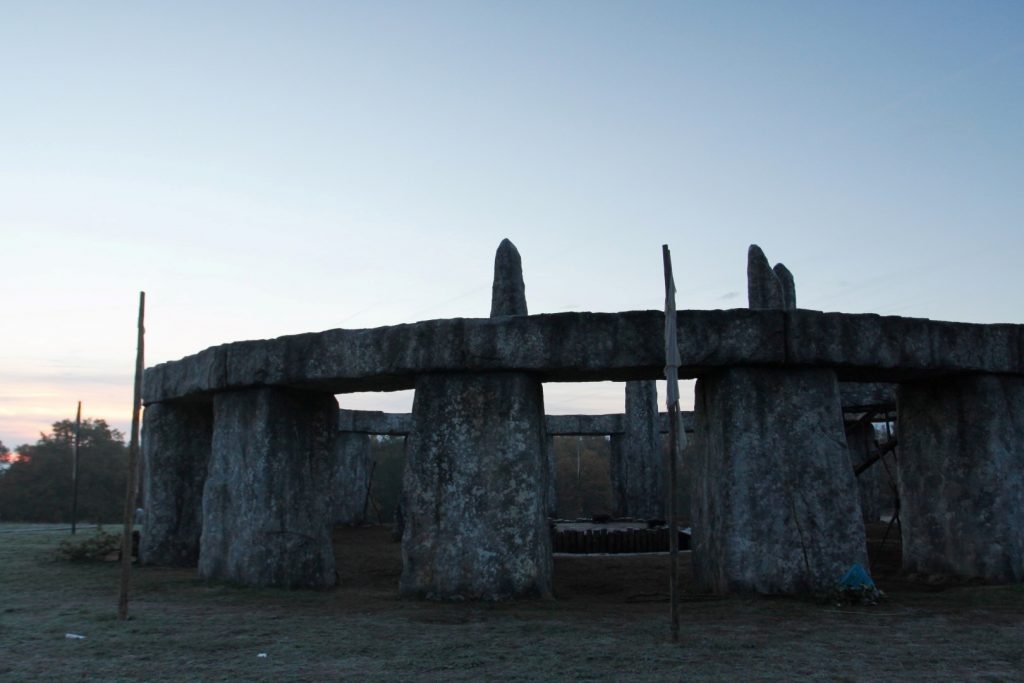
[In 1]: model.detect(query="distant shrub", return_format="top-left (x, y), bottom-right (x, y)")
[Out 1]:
top-left (57, 529), bottom-right (121, 562)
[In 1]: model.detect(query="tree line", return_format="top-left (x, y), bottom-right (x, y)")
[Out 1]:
top-left (0, 420), bottom-right (128, 523)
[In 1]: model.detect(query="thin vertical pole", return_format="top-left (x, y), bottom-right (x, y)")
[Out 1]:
top-left (662, 245), bottom-right (684, 644)
top-left (118, 292), bottom-right (145, 621)
top-left (71, 401), bottom-right (82, 535)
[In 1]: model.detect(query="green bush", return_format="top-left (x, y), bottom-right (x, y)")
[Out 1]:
top-left (56, 529), bottom-right (121, 562)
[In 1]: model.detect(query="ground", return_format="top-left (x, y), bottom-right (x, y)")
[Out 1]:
top-left (1, 523), bottom-right (1022, 681)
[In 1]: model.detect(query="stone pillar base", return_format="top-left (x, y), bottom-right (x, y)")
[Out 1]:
top-left (140, 401), bottom-right (213, 566)
top-left (898, 375), bottom-right (1024, 583)
top-left (401, 372), bottom-right (552, 600)
top-left (691, 368), bottom-right (867, 594)
top-left (331, 432), bottom-right (371, 526)
top-left (199, 387), bottom-right (337, 588)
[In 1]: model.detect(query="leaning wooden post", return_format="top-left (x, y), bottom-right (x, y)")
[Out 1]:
top-left (118, 292), bottom-right (145, 621)
top-left (662, 245), bottom-right (686, 643)
top-left (71, 401), bottom-right (82, 535)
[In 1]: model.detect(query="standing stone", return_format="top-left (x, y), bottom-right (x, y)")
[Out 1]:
top-left (400, 238), bottom-right (551, 600)
top-left (545, 435), bottom-right (558, 517)
top-left (199, 387), bottom-right (337, 588)
top-left (140, 401), bottom-right (213, 566)
top-left (611, 381), bottom-right (664, 519)
top-left (845, 419), bottom-right (881, 524)
top-left (747, 245), bottom-right (784, 310)
top-left (401, 372), bottom-right (552, 599)
top-left (490, 238), bottom-right (528, 317)
top-left (330, 432), bottom-right (371, 525)
top-left (773, 263), bottom-right (796, 310)
top-left (691, 368), bottom-right (868, 594)
top-left (608, 434), bottom-right (625, 517)
top-left (898, 375), bottom-right (1024, 583)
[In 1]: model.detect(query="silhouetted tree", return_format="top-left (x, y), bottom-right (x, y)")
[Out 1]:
top-left (0, 419), bottom-right (127, 522)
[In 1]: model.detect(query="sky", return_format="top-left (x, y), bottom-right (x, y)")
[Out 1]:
top-left (1, 1), bottom-right (1022, 448)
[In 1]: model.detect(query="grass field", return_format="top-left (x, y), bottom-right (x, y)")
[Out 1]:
top-left (1, 523), bottom-right (1022, 681)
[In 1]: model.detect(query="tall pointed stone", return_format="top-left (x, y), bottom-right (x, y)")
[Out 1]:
top-left (747, 245), bottom-right (784, 310)
top-left (490, 238), bottom-right (528, 317)
top-left (773, 263), bottom-right (796, 310)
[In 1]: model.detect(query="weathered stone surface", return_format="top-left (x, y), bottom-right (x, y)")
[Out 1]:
top-left (144, 309), bottom-right (1024, 404)
top-left (786, 312), bottom-right (1022, 380)
top-left (840, 382), bottom-right (897, 412)
top-left (491, 238), bottom-right (528, 317)
top-left (691, 368), bottom-right (868, 594)
top-left (140, 402), bottom-right (212, 566)
top-left (546, 414), bottom-right (624, 436)
top-left (401, 373), bottom-right (552, 599)
top-left (199, 387), bottom-right (337, 588)
top-left (845, 420), bottom-right (881, 523)
top-left (330, 432), bottom-right (371, 525)
top-left (338, 409), bottom-right (412, 435)
top-left (773, 263), bottom-right (796, 310)
top-left (610, 381), bottom-right (664, 519)
top-left (142, 309), bottom-right (787, 402)
top-left (898, 375), bottom-right (1024, 583)
top-left (545, 435), bottom-right (557, 517)
top-left (336, 410), bottom-right (696, 437)
top-left (747, 245), bottom-right (784, 310)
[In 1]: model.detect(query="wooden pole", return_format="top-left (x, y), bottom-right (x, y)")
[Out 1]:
top-left (661, 245), bottom-right (684, 643)
top-left (118, 292), bottom-right (145, 621)
top-left (71, 401), bottom-right (82, 535)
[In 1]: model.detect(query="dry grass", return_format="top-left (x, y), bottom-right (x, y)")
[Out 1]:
top-left (2, 523), bottom-right (1022, 681)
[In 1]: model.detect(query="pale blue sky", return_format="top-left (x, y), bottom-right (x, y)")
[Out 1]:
top-left (1, 1), bottom-right (1022, 446)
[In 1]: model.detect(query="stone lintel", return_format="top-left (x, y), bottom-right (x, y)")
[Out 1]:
top-left (144, 309), bottom-right (1024, 404)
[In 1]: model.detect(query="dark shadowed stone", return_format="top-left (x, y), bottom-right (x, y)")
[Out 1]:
top-left (611, 381), bottom-right (664, 519)
top-left (840, 382), bottom-right (897, 412)
top-left (898, 375), bottom-right (1024, 583)
top-left (490, 238), bottom-right (528, 317)
top-left (199, 387), bottom-right (337, 588)
top-left (691, 368), bottom-right (868, 595)
top-left (338, 409), bottom-right (411, 435)
top-left (773, 263), bottom-right (796, 310)
top-left (140, 401), bottom-right (212, 566)
top-left (545, 435), bottom-right (557, 517)
top-left (747, 245), bottom-right (784, 310)
top-left (401, 372), bottom-right (552, 599)
top-left (608, 433), bottom-right (625, 513)
top-left (330, 432), bottom-right (371, 525)
top-left (846, 420), bottom-right (881, 523)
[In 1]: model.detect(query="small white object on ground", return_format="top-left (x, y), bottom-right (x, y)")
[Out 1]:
top-left (65, 633), bottom-right (86, 640)
top-left (257, 653), bottom-right (268, 658)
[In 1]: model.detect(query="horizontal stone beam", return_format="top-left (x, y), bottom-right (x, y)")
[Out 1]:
top-left (338, 409), bottom-right (412, 436)
top-left (144, 309), bottom-right (1024, 404)
top-left (838, 382), bottom-right (897, 412)
top-left (545, 414), bottom-right (622, 435)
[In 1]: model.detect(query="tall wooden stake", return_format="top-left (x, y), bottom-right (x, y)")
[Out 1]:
top-left (71, 401), bottom-right (82, 535)
top-left (662, 245), bottom-right (686, 643)
top-left (118, 292), bottom-right (145, 621)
